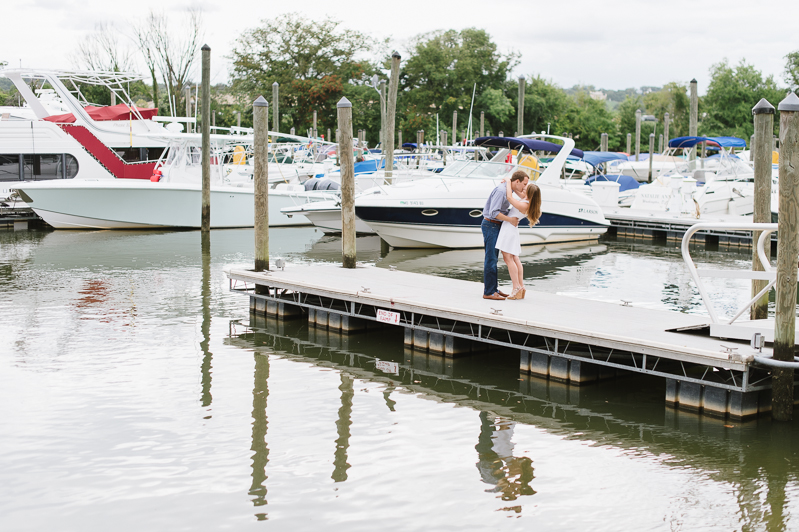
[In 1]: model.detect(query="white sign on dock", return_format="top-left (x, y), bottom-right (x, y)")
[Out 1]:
top-left (376, 309), bottom-right (400, 325)
top-left (375, 360), bottom-right (399, 375)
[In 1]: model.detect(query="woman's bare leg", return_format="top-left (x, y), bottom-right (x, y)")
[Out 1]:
top-left (513, 255), bottom-right (524, 290)
top-left (502, 251), bottom-right (520, 290)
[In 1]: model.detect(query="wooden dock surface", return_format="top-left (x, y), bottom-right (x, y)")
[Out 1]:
top-left (228, 264), bottom-right (765, 370)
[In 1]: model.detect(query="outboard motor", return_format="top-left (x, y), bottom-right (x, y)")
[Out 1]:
top-left (304, 178), bottom-right (340, 191)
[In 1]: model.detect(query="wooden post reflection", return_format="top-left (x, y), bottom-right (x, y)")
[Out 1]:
top-left (200, 231), bottom-right (213, 407)
top-left (249, 350), bottom-right (270, 518)
top-left (332, 373), bottom-right (354, 482)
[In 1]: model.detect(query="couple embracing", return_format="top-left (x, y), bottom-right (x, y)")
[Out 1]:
top-left (481, 170), bottom-right (542, 301)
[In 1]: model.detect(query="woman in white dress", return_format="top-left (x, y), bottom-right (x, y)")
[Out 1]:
top-left (495, 179), bottom-right (542, 300)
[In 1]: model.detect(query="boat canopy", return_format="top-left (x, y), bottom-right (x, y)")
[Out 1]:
top-left (585, 174), bottom-right (640, 192)
top-left (668, 136), bottom-right (746, 149)
top-left (43, 103), bottom-right (159, 124)
top-left (475, 136), bottom-right (584, 158)
top-left (581, 151), bottom-right (629, 167)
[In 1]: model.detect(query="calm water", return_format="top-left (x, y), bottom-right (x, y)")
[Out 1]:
top-left (1, 227), bottom-right (798, 531)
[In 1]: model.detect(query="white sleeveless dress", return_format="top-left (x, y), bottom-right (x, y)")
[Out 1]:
top-left (495, 196), bottom-right (527, 256)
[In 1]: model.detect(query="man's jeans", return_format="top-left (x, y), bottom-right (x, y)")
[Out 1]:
top-left (482, 219), bottom-right (501, 296)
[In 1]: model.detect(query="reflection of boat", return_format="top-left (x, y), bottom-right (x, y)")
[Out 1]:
top-left (303, 234), bottom-right (382, 262)
top-left (354, 136), bottom-right (609, 249)
top-left (376, 240), bottom-right (605, 272)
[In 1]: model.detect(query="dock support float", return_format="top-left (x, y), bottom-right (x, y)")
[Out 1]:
top-left (665, 379), bottom-right (767, 421)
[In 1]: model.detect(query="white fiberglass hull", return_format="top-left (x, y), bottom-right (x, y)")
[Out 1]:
top-left (354, 180), bottom-right (609, 249)
top-left (14, 180), bottom-right (335, 229)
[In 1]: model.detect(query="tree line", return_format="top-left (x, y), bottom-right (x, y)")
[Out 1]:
top-left (2, 11), bottom-right (798, 152)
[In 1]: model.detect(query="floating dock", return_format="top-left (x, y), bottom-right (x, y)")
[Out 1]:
top-left (603, 208), bottom-right (772, 248)
top-left (228, 264), bottom-right (785, 421)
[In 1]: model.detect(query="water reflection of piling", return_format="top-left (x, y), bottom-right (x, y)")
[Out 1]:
top-left (332, 374), bottom-right (354, 482)
top-left (249, 345), bottom-right (270, 520)
top-left (200, 232), bottom-right (212, 407)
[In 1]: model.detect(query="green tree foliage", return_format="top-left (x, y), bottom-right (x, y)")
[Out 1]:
top-left (643, 82), bottom-right (689, 138)
top-left (229, 13), bottom-right (378, 137)
top-left (559, 91), bottom-right (618, 150)
top-left (785, 51), bottom-right (799, 91)
top-left (399, 28), bottom-right (519, 141)
top-left (701, 59), bottom-right (784, 138)
top-left (521, 76), bottom-right (570, 137)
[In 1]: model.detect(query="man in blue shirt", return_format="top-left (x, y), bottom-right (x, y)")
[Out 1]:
top-left (482, 170), bottom-right (529, 300)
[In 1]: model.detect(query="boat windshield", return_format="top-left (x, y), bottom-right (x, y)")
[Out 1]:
top-left (437, 160), bottom-right (535, 179)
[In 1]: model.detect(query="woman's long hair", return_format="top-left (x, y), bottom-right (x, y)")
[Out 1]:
top-left (524, 183), bottom-right (542, 226)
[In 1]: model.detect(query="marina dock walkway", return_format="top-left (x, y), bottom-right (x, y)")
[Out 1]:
top-left (228, 263), bottom-right (775, 420)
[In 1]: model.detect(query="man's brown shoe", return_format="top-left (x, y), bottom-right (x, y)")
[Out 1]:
top-left (483, 292), bottom-right (506, 300)
top-left (497, 290), bottom-right (509, 297)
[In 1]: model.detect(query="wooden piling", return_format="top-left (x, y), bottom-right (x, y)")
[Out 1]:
top-left (772, 91), bottom-right (799, 421)
top-left (626, 133), bottom-right (631, 155)
top-left (480, 111), bottom-right (484, 138)
top-left (441, 131), bottom-right (448, 164)
top-left (272, 82), bottom-right (279, 132)
top-left (379, 79), bottom-right (387, 154)
top-left (253, 96), bottom-right (269, 274)
top-left (452, 111), bottom-right (458, 145)
top-left (337, 97), bottom-right (356, 269)
top-left (600, 132), bottom-right (608, 152)
top-left (648, 133), bottom-right (654, 182)
top-left (327, 128), bottom-right (331, 142)
top-left (663, 112), bottom-right (670, 149)
top-left (689, 79), bottom-right (698, 164)
top-left (658, 134), bottom-right (663, 154)
top-left (290, 127), bottom-right (295, 136)
top-left (517, 76), bottom-right (526, 136)
top-left (200, 44), bottom-right (211, 232)
top-left (751, 98), bottom-right (775, 320)
top-left (750, 134), bottom-right (755, 161)
top-left (635, 109), bottom-right (642, 162)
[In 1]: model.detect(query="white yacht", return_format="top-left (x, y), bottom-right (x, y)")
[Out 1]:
top-left (2, 68), bottom-right (336, 228)
top-left (353, 136), bottom-right (610, 249)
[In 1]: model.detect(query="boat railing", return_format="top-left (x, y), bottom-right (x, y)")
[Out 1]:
top-left (681, 222), bottom-right (779, 325)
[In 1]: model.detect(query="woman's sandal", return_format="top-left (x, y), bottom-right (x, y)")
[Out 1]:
top-left (507, 288), bottom-right (522, 300)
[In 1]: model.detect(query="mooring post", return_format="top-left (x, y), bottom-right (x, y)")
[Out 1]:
top-left (517, 76), bottom-right (526, 136)
top-left (663, 112), bottom-right (670, 150)
top-left (338, 97), bottom-right (356, 269)
top-left (750, 134), bottom-right (755, 161)
top-left (452, 111), bottom-right (458, 145)
top-left (658, 134), bottom-right (663, 154)
top-left (635, 109), bottom-right (642, 162)
top-left (212, 110), bottom-right (215, 130)
top-left (327, 128), bottom-right (331, 143)
top-left (701, 141), bottom-right (707, 169)
top-left (772, 91), bottom-right (799, 421)
top-left (689, 79), bottom-right (698, 166)
top-left (398, 130), bottom-right (402, 150)
top-left (480, 111), bottom-right (485, 138)
top-left (272, 82), bottom-right (279, 132)
top-left (379, 79), bottom-right (387, 154)
top-left (626, 133), bottom-right (631, 155)
top-left (200, 44), bottom-right (211, 232)
top-left (253, 96), bottom-right (269, 277)
top-left (290, 127), bottom-right (295, 136)
top-left (441, 131), bottom-right (448, 165)
top-left (751, 98), bottom-right (775, 320)
top-left (420, 129), bottom-right (425, 167)
top-left (600, 132), bottom-right (608, 152)
top-left (313, 110), bottom-right (318, 161)
top-left (648, 133), bottom-right (655, 182)
top-left (498, 130), bottom-right (503, 137)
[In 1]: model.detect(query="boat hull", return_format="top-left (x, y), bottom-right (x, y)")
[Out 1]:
top-left (14, 181), bottom-right (334, 229)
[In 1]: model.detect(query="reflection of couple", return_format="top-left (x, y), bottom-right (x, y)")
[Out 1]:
top-left (481, 170), bottom-right (542, 301)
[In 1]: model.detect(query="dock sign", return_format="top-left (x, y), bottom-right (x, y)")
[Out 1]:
top-left (375, 360), bottom-right (399, 375)
top-left (376, 309), bottom-right (400, 325)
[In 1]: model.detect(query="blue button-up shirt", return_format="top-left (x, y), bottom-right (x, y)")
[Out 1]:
top-left (482, 183), bottom-right (510, 221)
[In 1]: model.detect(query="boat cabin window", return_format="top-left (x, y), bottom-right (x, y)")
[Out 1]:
top-left (0, 154), bottom-right (79, 181)
top-left (112, 147), bottom-right (166, 163)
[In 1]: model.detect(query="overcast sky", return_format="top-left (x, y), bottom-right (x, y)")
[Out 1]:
top-left (4, 0), bottom-right (797, 94)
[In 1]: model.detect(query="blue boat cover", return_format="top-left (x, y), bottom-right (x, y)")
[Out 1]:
top-left (668, 136), bottom-right (747, 148)
top-left (582, 151), bottom-right (629, 167)
top-left (585, 174), bottom-right (640, 192)
top-left (475, 136), bottom-right (584, 158)
top-left (627, 154), bottom-right (650, 161)
top-left (402, 143), bottom-right (419, 149)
